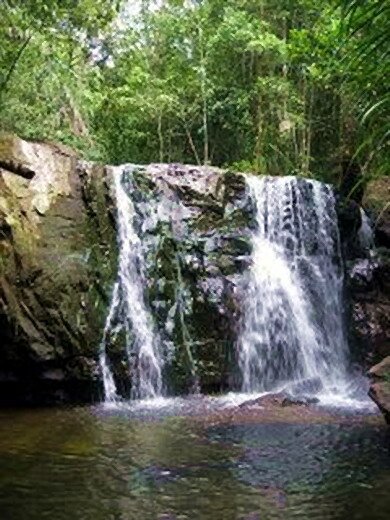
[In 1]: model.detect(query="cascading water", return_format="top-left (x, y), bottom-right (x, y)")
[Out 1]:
top-left (100, 166), bottom-right (164, 401)
top-left (100, 165), bottom-right (368, 407)
top-left (358, 208), bottom-right (375, 254)
top-left (239, 175), bottom-right (351, 399)
top-left (99, 282), bottom-right (120, 402)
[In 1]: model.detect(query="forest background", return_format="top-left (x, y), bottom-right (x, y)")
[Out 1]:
top-left (0, 0), bottom-right (388, 192)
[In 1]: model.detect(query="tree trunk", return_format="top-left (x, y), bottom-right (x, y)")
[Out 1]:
top-left (198, 25), bottom-right (209, 165)
top-left (0, 34), bottom-right (32, 102)
top-left (184, 126), bottom-right (201, 166)
top-left (157, 112), bottom-right (164, 162)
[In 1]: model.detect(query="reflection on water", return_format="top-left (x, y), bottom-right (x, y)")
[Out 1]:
top-left (0, 402), bottom-right (389, 520)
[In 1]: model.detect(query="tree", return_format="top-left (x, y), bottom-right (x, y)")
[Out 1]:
top-left (339, 0), bottom-right (390, 178)
top-left (0, 0), bottom-right (120, 158)
top-left (0, 0), bottom-right (386, 183)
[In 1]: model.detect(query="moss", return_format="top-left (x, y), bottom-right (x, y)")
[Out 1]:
top-left (363, 178), bottom-right (390, 212)
top-left (0, 138), bottom-right (119, 400)
top-left (193, 210), bottom-right (223, 232)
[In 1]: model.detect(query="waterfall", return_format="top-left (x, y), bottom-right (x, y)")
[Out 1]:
top-left (99, 282), bottom-right (120, 402)
top-left (239, 175), bottom-right (350, 398)
top-left (100, 166), bottom-right (164, 401)
top-left (358, 208), bottom-right (375, 254)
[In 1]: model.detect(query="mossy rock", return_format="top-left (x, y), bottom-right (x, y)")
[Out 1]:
top-left (0, 135), bottom-right (117, 404)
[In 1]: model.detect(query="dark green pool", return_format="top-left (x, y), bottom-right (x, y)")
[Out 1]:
top-left (0, 399), bottom-right (389, 520)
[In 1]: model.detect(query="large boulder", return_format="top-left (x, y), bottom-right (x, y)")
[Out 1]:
top-left (105, 164), bottom-right (253, 395)
top-left (0, 134), bottom-right (117, 404)
top-left (368, 356), bottom-right (390, 424)
top-left (0, 138), bottom-right (253, 402)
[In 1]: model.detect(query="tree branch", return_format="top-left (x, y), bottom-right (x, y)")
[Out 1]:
top-left (0, 34), bottom-right (33, 99)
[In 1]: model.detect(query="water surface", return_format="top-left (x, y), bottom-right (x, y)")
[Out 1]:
top-left (0, 399), bottom-right (389, 520)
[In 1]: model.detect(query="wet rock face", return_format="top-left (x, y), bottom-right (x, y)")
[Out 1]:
top-left (0, 141), bottom-right (253, 402)
top-left (340, 176), bottom-right (390, 422)
top-left (119, 164), bottom-right (253, 394)
top-left (339, 177), bottom-right (390, 368)
top-left (1, 135), bottom-right (387, 409)
top-left (348, 257), bottom-right (390, 365)
top-left (0, 134), bottom-right (117, 404)
top-left (337, 198), bottom-right (363, 261)
top-left (368, 357), bottom-right (390, 424)
top-left (361, 261), bottom-right (390, 424)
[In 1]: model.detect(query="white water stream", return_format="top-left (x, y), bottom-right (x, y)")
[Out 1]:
top-left (239, 176), bottom-right (355, 402)
top-left (100, 169), bottom-right (371, 409)
top-left (100, 166), bottom-right (164, 401)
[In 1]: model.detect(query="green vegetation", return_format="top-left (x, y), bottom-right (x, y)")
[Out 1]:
top-left (0, 0), bottom-right (388, 185)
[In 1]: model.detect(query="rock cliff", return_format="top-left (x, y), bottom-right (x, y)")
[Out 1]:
top-left (1, 134), bottom-right (389, 421)
top-left (345, 176), bottom-right (390, 423)
top-left (360, 178), bottom-right (390, 422)
top-left (0, 134), bottom-right (117, 403)
top-left (0, 136), bottom-right (253, 403)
